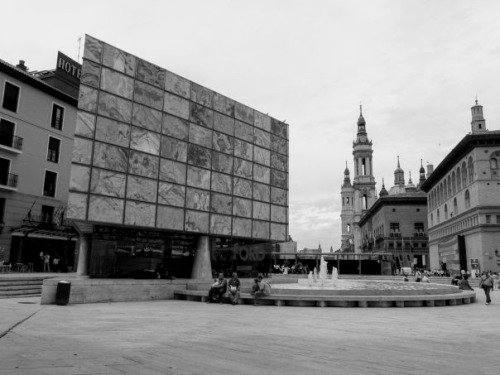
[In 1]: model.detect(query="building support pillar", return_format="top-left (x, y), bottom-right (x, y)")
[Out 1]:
top-left (76, 233), bottom-right (91, 278)
top-left (191, 236), bottom-right (212, 280)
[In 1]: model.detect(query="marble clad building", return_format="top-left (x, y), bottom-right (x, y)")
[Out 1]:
top-left (68, 35), bottom-right (289, 278)
top-left (421, 101), bottom-right (500, 273)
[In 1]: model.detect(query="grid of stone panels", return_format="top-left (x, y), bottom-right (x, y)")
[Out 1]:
top-left (67, 35), bottom-right (289, 241)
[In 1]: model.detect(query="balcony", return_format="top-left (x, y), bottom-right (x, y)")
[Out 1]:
top-left (0, 173), bottom-right (18, 191)
top-left (0, 135), bottom-right (24, 154)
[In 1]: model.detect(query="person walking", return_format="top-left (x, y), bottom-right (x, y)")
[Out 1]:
top-left (479, 272), bottom-right (494, 305)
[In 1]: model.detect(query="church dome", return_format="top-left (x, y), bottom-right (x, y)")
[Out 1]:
top-left (379, 185), bottom-right (389, 196)
top-left (357, 114), bottom-right (366, 126)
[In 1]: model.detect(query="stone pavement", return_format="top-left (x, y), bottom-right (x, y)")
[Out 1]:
top-left (0, 288), bottom-right (498, 375)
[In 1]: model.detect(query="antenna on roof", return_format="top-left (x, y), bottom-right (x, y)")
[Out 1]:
top-left (77, 37), bottom-right (82, 62)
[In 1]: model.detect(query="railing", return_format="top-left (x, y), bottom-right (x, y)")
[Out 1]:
top-left (0, 135), bottom-right (24, 151)
top-left (0, 173), bottom-right (18, 188)
top-left (389, 232), bottom-right (401, 238)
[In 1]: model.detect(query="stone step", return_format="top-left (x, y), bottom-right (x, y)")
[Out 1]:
top-left (0, 284), bottom-right (42, 291)
top-left (0, 288), bottom-right (42, 297)
top-left (0, 280), bottom-right (46, 287)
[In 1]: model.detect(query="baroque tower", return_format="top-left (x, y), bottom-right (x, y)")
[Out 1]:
top-left (351, 106), bottom-right (377, 252)
top-left (471, 99), bottom-right (487, 133)
top-left (340, 162), bottom-right (355, 251)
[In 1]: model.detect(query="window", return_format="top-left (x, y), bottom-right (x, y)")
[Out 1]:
top-left (431, 213), bottom-right (434, 226)
top-left (43, 170), bottom-right (57, 197)
top-left (437, 209), bottom-right (440, 223)
top-left (51, 104), bottom-right (65, 130)
top-left (496, 215), bottom-right (500, 224)
top-left (456, 167), bottom-right (461, 190)
top-left (451, 171), bottom-right (456, 194)
top-left (2, 82), bottom-right (20, 112)
top-left (490, 152), bottom-right (500, 179)
top-left (47, 137), bottom-right (60, 163)
top-left (462, 161), bottom-right (467, 186)
top-left (0, 118), bottom-right (15, 148)
top-left (453, 197), bottom-right (458, 215)
top-left (347, 224), bottom-right (351, 233)
top-left (0, 157), bottom-right (11, 186)
top-left (486, 215), bottom-right (491, 224)
top-left (361, 158), bottom-right (366, 175)
top-left (444, 204), bottom-right (448, 219)
top-left (390, 222), bottom-right (400, 237)
top-left (362, 195), bottom-right (368, 210)
top-left (414, 222), bottom-right (424, 236)
top-left (41, 205), bottom-right (54, 224)
top-left (468, 157), bottom-right (474, 182)
top-left (465, 189), bottom-right (470, 209)
top-left (0, 198), bottom-right (5, 224)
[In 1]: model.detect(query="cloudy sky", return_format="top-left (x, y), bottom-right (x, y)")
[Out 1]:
top-left (3, 0), bottom-right (500, 250)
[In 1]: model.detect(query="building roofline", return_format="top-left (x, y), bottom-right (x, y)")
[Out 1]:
top-left (420, 131), bottom-right (500, 192)
top-left (358, 193), bottom-right (427, 226)
top-left (0, 59), bottom-right (78, 106)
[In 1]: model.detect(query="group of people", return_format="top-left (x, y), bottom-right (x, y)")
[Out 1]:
top-left (272, 262), bottom-right (309, 275)
top-left (207, 273), bottom-right (271, 305)
top-left (39, 252), bottom-right (61, 272)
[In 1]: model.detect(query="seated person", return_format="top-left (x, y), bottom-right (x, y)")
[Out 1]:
top-left (251, 274), bottom-right (271, 304)
top-left (207, 273), bottom-right (227, 303)
top-left (227, 272), bottom-right (241, 305)
top-left (458, 275), bottom-right (474, 291)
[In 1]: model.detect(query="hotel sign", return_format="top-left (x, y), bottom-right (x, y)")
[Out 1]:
top-left (56, 52), bottom-right (81, 83)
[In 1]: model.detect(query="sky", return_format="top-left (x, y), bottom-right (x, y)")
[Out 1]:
top-left (3, 0), bottom-right (500, 250)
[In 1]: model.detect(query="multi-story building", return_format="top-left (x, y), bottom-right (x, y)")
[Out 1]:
top-left (68, 35), bottom-right (289, 279)
top-left (420, 101), bottom-right (500, 274)
top-left (0, 58), bottom-right (78, 271)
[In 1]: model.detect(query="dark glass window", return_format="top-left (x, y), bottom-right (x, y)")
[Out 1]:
top-left (2, 82), bottom-right (20, 112)
top-left (414, 222), bottom-right (424, 236)
top-left (51, 104), bottom-right (64, 130)
top-left (41, 205), bottom-right (54, 224)
top-left (47, 137), bottom-right (60, 163)
top-left (0, 198), bottom-right (5, 223)
top-left (0, 158), bottom-right (10, 185)
top-left (43, 171), bottom-right (57, 197)
top-left (389, 223), bottom-right (400, 237)
top-left (0, 119), bottom-right (15, 147)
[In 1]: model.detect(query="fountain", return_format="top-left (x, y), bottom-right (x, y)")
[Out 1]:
top-left (266, 255), bottom-right (476, 307)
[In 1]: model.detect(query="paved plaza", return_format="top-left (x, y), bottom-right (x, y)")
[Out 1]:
top-left (0, 288), bottom-right (498, 375)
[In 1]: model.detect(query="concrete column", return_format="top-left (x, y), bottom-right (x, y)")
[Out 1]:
top-left (191, 236), bottom-right (212, 280)
top-left (76, 234), bottom-right (91, 278)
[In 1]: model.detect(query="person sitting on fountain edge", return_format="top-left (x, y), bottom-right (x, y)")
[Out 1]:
top-left (226, 272), bottom-right (241, 305)
top-left (251, 274), bottom-right (271, 305)
top-left (207, 273), bottom-right (227, 303)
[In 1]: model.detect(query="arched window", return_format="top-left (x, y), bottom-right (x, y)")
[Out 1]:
top-left (443, 179), bottom-right (448, 200)
top-left (465, 189), bottom-right (470, 209)
top-left (456, 166), bottom-right (461, 190)
top-left (468, 156), bottom-right (474, 182)
top-left (462, 161), bottom-right (467, 186)
top-left (347, 224), bottom-right (351, 233)
top-left (490, 151), bottom-right (500, 179)
top-left (439, 183), bottom-right (444, 204)
top-left (444, 204), bottom-right (448, 219)
top-left (451, 171), bottom-right (456, 194)
top-left (453, 197), bottom-right (458, 215)
top-left (362, 195), bottom-right (368, 210)
top-left (437, 209), bottom-right (440, 223)
top-left (430, 213), bottom-right (434, 226)
top-left (447, 175), bottom-right (451, 197)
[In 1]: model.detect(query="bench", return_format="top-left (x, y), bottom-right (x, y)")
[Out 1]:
top-left (173, 289), bottom-right (476, 308)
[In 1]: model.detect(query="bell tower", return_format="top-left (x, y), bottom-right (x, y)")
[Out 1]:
top-left (340, 162), bottom-right (355, 251)
top-left (471, 99), bottom-right (487, 133)
top-left (351, 106), bottom-right (377, 253)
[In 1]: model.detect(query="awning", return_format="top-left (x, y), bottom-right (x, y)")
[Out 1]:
top-left (11, 226), bottom-right (78, 241)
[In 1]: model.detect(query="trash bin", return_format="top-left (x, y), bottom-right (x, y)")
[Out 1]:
top-left (55, 281), bottom-right (71, 305)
